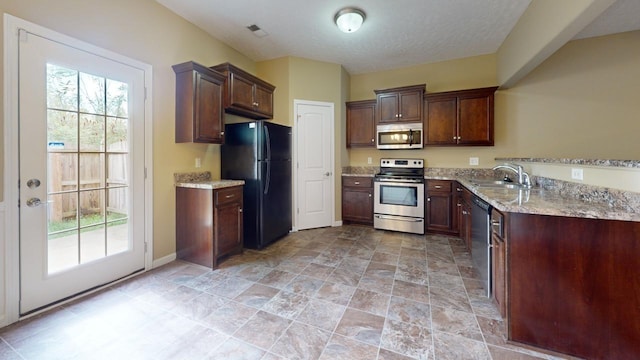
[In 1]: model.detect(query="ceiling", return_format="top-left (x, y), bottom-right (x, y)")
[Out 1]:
top-left (156, 0), bottom-right (640, 75)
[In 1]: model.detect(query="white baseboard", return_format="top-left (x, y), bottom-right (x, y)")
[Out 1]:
top-left (152, 253), bottom-right (176, 269)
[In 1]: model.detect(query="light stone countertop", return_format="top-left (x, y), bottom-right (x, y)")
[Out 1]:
top-left (341, 166), bottom-right (639, 222)
top-left (455, 178), bottom-right (639, 222)
top-left (174, 171), bottom-right (244, 190)
top-left (175, 179), bottom-right (245, 190)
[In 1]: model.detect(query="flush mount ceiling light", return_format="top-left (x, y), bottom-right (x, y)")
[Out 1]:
top-left (334, 7), bottom-right (366, 33)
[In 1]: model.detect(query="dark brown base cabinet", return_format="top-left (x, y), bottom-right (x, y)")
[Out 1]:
top-left (176, 186), bottom-right (243, 269)
top-left (506, 213), bottom-right (640, 359)
top-left (342, 176), bottom-right (373, 225)
top-left (426, 180), bottom-right (458, 235)
top-left (456, 183), bottom-right (472, 252)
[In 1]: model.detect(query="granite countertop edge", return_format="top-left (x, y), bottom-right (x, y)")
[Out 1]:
top-left (175, 179), bottom-right (245, 190)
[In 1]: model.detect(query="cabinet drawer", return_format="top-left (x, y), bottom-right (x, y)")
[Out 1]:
top-left (427, 180), bottom-right (451, 192)
top-left (215, 186), bottom-right (242, 206)
top-left (343, 176), bottom-right (373, 188)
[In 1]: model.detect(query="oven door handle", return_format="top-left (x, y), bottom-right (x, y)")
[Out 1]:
top-left (374, 178), bottom-right (424, 184)
top-left (375, 215), bottom-right (424, 222)
top-left (409, 129), bottom-right (414, 146)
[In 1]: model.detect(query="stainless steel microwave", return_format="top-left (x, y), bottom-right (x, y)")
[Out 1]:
top-left (376, 123), bottom-right (423, 149)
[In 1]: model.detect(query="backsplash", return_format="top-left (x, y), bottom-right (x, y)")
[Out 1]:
top-left (496, 157), bottom-right (640, 168)
top-left (174, 171), bottom-right (212, 183)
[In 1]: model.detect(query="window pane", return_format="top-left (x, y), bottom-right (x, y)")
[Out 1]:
top-left (47, 64), bottom-right (77, 111)
top-left (48, 192), bottom-right (78, 233)
top-left (79, 153), bottom-right (105, 190)
top-left (107, 187), bottom-right (128, 217)
top-left (79, 189), bottom-right (105, 226)
top-left (106, 117), bottom-right (128, 152)
top-left (106, 79), bottom-right (128, 117)
top-left (107, 153), bottom-right (128, 187)
top-left (48, 153), bottom-right (77, 193)
top-left (80, 225), bottom-right (106, 264)
top-left (48, 229), bottom-right (79, 274)
top-left (107, 218), bottom-right (128, 256)
top-left (79, 72), bottom-right (105, 115)
top-left (47, 110), bottom-right (78, 151)
top-left (79, 114), bottom-right (105, 151)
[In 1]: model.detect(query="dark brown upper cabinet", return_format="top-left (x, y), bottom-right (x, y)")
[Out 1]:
top-left (211, 62), bottom-right (275, 120)
top-left (172, 61), bottom-right (226, 143)
top-left (374, 84), bottom-right (425, 124)
top-left (346, 99), bottom-right (376, 147)
top-left (424, 86), bottom-right (498, 146)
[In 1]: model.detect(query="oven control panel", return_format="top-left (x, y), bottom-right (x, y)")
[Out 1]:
top-left (380, 158), bottom-right (423, 168)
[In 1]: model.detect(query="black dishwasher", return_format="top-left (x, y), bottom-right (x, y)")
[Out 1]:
top-left (471, 195), bottom-right (492, 297)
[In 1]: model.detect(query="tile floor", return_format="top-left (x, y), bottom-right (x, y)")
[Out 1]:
top-left (0, 225), bottom-right (570, 360)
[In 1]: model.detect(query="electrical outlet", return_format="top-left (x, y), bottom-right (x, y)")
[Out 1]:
top-left (367, 157), bottom-right (372, 165)
top-left (195, 157), bottom-right (201, 168)
top-left (571, 168), bottom-right (583, 180)
top-left (469, 157), bottom-right (479, 166)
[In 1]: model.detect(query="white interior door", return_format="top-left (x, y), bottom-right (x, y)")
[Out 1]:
top-left (18, 29), bottom-right (146, 314)
top-left (295, 101), bottom-right (334, 230)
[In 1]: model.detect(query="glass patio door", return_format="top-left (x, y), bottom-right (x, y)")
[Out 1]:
top-left (18, 29), bottom-right (146, 314)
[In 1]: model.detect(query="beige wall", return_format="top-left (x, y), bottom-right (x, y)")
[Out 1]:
top-left (258, 56), bottom-right (347, 222)
top-left (0, 0), bottom-right (256, 260)
top-left (347, 31), bottom-right (640, 169)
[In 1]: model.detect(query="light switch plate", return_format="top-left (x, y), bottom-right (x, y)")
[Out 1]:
top-left (367, 157), bottom-right (372, 165)
top-left (469, 157), bottom-right (479, 166)
top-left (195, 157), bottom-right (201, 168)
top-left (571, 168), bottom-right (583, 180)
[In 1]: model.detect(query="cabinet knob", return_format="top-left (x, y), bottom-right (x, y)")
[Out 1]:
top-left (398, 114), bottom-right (402, 118)
top-left (457, 203), bottom-right (461, 207)
top-left (221, 131), bottom-right (224, 135)
top-left (369, 194), bottom-right (372, 197)
top-left (253, 102), bottom-right (259, 107)
top-left (427, 197), bottom-right (431, 202)
top-left (371, 139), bottom-right (374, 142)
top-left (395, 114), bottom-right (398, 118)
top-left (239, 208), bottom-right (243, 213)
top-left (462, 210), bottom-right (468, 215)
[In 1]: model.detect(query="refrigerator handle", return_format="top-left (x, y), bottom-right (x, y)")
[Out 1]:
top-left (264, 124), bottom-right (271, 195)
top-left (264, 124), bottom-right (271, 161)
top-left (265, 160), bottom-right (271, 194)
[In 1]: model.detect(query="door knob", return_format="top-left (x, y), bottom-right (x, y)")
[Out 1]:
top-left (324, 172), bottom-right (332, 177)
top-left (27, 198), bottom-right (43, 207)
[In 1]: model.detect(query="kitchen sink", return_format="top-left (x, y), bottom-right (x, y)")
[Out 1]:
top-left (470, 180), bottom-right (524, 189)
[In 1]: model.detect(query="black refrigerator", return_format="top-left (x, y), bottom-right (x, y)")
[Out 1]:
top-left (221, 121), bottom-right (292, 249)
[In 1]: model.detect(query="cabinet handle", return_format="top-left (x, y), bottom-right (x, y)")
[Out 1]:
top-left (456, 188), bottom-right (462, 192)
top-left (354, 181), bottom-right (360, 185)
top-left (457, 203), bottom-right (461, 207)
top-left (462, 210), bottom-right (468, 215)
top-left (225, 194), bottom-right (235, 199)
top-left (253, 102), bottom-right (259, 107)
top-left (434, 185), bottom-right (441, 189)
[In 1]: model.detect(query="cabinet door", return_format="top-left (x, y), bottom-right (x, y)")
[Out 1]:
top-left (398, 90), bottom-right (422, 122)
top-left (377, 93), bottom-right (399, 123)
top-left (215, 201), bottom-right (243, 257)
top-left (426, 192), bottom-right (453, 232)
top-left (492, 233), bottom-right (506, 318)
top-left (228, 72), bottom-right (255, 112)
top-left (342, 188), bottom-right (373, 225)
top-left (424, 96), bottom-right (457, 145)
top-left (458, 94), bottom-right (493, 145)
top-left (254, 83), bottom-right (274, 117)
top-left (347, 101), bottom-right (376, 147)
top-left (194, 71), bottom-right (224, 143)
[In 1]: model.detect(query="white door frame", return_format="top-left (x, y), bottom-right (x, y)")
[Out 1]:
top-left (2, 14), bottom-right (154, 325)
top-left (292, 99), bottom-right (335, 232)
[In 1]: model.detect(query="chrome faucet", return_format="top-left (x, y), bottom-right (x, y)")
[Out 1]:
top-left (492, 163), bottom-right (532, 188)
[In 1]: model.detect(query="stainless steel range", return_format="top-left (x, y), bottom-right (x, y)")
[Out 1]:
top-left (373, 158), bottom-right (425, 234)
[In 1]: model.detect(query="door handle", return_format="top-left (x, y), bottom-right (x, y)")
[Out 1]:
top-left (27, 178), bottom-right (41, 189)
top-left (27, 198), bottom-right (43, 207)
top-left (324, 172), bottom-right (332, 177)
